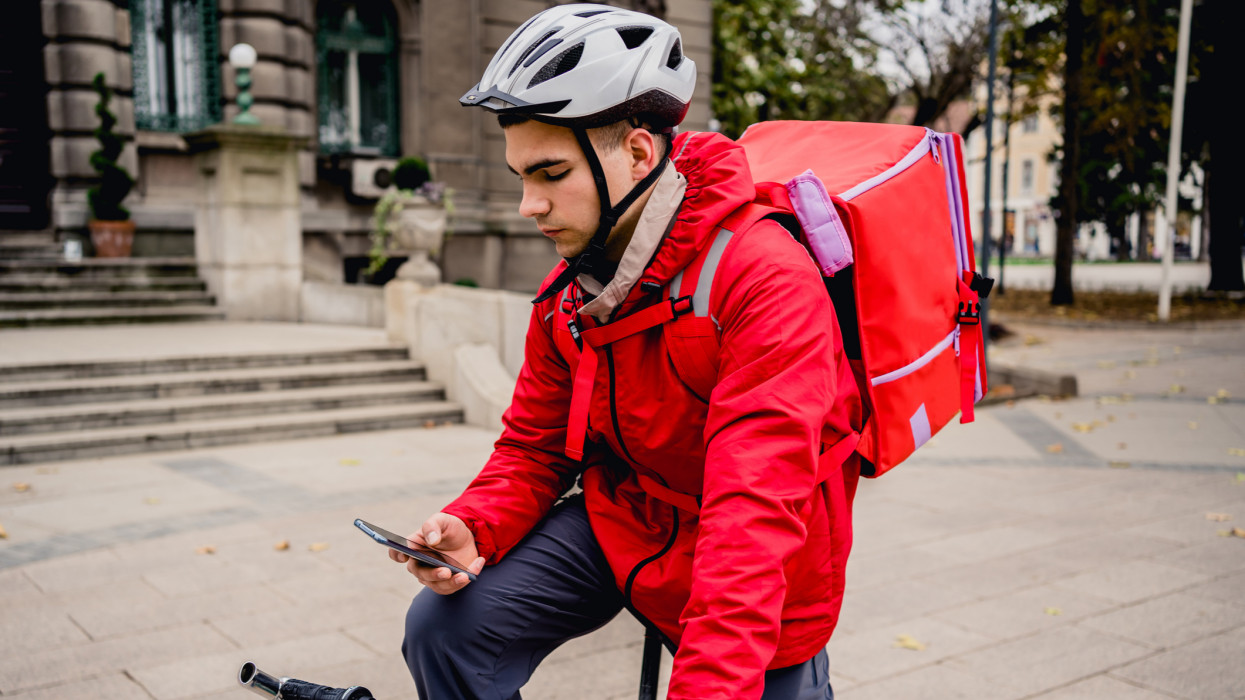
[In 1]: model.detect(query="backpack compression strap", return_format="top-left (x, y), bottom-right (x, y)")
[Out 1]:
top-left (956, 271), bottom-right (992, 423)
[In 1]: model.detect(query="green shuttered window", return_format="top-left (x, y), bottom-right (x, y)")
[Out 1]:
top-left (316, 1), bottom-right (399, 156)
top-left (131, 0), bottom-right (222, 132)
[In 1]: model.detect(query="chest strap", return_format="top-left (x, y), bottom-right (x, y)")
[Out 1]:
top-left (564, 295), bottom-right (694, 460)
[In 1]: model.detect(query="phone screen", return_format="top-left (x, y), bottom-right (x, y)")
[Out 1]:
top-left (355, 519), bottom-right (477, 581)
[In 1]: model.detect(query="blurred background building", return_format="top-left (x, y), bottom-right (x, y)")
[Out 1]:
top-left (6, 0), bottom-right (711, 296)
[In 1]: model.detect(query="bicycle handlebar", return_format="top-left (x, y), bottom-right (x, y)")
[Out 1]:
top-left (238, 662), bottom-right (375, 700)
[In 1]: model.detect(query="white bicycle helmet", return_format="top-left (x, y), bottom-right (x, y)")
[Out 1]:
top-left (460, 3), bottom-right (697, 128)
top-left (463, 4), bottom-right (697, 302)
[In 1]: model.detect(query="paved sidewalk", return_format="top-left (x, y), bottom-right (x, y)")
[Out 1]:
top-left (1, 320), bottom-right (1244, 699)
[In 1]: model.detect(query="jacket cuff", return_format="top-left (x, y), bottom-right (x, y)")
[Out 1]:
top-left (442, 505), bottom-right (499, 563)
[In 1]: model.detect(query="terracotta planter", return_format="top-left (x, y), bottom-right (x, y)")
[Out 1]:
top-left (89, 219), bottom-right (136, 258)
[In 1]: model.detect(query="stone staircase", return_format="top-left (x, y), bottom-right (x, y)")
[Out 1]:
top-left (0, 230), bottom-right (224, 326)
top-left (0, 346), bottom-right (464, 465)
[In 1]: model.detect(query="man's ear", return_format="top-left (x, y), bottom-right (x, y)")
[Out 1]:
top-left (624, 128), bottom-right (659, 182)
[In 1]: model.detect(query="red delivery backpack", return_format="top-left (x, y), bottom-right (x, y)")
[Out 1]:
top-left (737, 121), bottom-right (992, 476)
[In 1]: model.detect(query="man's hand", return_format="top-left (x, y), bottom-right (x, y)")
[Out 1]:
top-left (388, 512), bottom-right (486, 595)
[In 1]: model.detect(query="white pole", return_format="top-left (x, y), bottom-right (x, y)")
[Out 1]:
top-left (1159, 0), bottom-right (1195, 321)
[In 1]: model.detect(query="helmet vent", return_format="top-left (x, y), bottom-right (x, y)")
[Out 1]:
top-left (528, 43), bottom-right (584, 89)
top-left (616, 26), bottom-right (654, 49)
top-left (666, 39), bottom-right (683, 69)
top-left (509, 29), bottom-right (559, 77)
top-left (574, 9), bottom-right (611, 18)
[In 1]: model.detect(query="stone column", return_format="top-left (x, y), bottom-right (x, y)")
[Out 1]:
top-left (184, 124), bottom-right (308, 321)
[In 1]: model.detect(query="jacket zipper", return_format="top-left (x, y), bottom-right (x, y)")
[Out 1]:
top-left (606, 344), bottom-right (681, 607)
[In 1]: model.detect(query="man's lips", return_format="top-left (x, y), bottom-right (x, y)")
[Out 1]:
top-left (539, 227), bottom-right (563, 237)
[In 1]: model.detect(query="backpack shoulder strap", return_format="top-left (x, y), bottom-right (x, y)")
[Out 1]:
top-left (662, 202), bottom-right (786, 400)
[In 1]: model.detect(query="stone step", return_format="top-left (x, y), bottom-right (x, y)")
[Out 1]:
top-left (0, 257), bottom-right (200, 279)
top-left (0, 245), bottom-right (62, 260)
top-left (0, 276), bottom-right (207, 292)
top-left (0, 380), bottom-right (447, 436)
top-left (0, 346), bottom-right (409, 382)
top-left (0, 360), bottom-right (428, 408)
top-left (0, 401), bottom-right (465, 465)
top-left (0, 290), bottom-right (216, 309)
top-left (0, 231), bottom-right (57, 247)
top-left (0, 306), bottom-right (226, 327)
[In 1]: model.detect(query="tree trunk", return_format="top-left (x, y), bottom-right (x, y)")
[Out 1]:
top-left (1206, 0), bottom-right (1245, 291)
top-left (1052, 0), bottom-right (1085, 306)
top-left (1199, 166), bottom-right (1210, 262)
top-left (1137, 211), bottom-right (1150, 260)
top-left (1112, 217), bottom-right (1130, 262)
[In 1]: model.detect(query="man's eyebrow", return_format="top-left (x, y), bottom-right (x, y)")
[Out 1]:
top-left (507, 159), bottom-right (568, 176)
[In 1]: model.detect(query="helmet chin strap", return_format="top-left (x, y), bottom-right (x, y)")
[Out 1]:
top-left (531, 126), bottom-right (673, 305)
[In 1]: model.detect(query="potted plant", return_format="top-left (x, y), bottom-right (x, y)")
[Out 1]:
top-left (368, 156), bottom-right (452, 285)
top-left (86, 72), bottom-right (136, 257)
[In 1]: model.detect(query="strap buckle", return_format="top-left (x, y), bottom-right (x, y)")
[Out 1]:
top-left (969, 273), bottom-right (995, 299)
top-left (957, 300), bottom-right (981, 326)
top-left (567, 318), bottom-right (583, 350)
top-left (671, 295), bottom-right (693, 317)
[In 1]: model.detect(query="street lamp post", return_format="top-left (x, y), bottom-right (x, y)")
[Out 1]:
top-left (980, 0), bottom-right (1000, 351)
top-left (229, 43), bottom-right (260, 126)
top-left (1158, 0), bottom-right (1194, 321)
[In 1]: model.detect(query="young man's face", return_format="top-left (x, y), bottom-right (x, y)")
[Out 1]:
top-left (504, 119), bottom-right (639, 260)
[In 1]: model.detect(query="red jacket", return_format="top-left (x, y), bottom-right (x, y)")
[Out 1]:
top-left (443, 132), bottom-right (862, 699)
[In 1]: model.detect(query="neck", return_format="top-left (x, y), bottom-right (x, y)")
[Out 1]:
top-left (603, 173), bottom-right (660, 263)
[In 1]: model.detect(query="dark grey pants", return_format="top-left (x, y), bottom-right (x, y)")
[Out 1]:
top-left (402, 497), bottom-right (834, 700)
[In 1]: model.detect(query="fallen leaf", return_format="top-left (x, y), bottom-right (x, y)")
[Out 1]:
top-left (1122, 394), bottom-right (1135, 403)
top-left (0, 522), bottom-right (7, 539)
top-left (144, 497), bottom-right (160, 505)
top-left (1206, 513), bottom-right (1232, 522)
top-left (309, 542), bottom-right (330, 552)
top-left (1098, 396), bottom-right (1122, 405)
top-left (1123, 370), bottom-right (1137, 380)
top-left (423, 420), bottom-right (437, 429)
top-left (1232, 528), bottom-right (1245, 539)
top-left (1006, 400), bottom-right (1016, 408)
top-left (1220, 530), bottom-right (1234, 537)
top-left (12, 483), bottom-right (30, 493)
top-left (1188, 421), bottom-right (1199, 430)
top-left (1173, 346), bottom-right (1183, 355)
top-left (1117, 442), bottom-right (1128, 450)
top-left (1168, 384), bottom-right (1186, 394)
top-left (34, 466), bottom-right (58, 475)
top-left (1072, 423), bottom-right (1094, 434)
top-left (1054, 412), bottom-right (1063, 420)
top-left (1091, 420), bottom-right (1105, 429)
top-left (1044, 607), bottom-right (1063, 616)
top-left (1230, 448), bottom-right (1245, 458)
top-left (274, 540), bottom-right (290, 551)
top-left (1144, 357), bottom-right (1160, 367)
top-left (1209, 396), bottom-right (1225, 405)
top-left (1218, 389), bottom-right (1231, 399)
top-left (1109, 461), bottom-right (1131, 469)
top-left (893, 634), bottom-right (926, 651)
top-left (1047, 443), bottom-right (1064, 454)
top-left (339, 458), bottom-right (361, 466)
top-left (195, 545), bottom-right (217, 555)
top-left (1106, 415), bottom-right (1116, 423)
top-left (1237, 473), bottom-right (1245, 483)
top-left (1023, 334), bottom-right (1043, 346)
top-left (992, 384), bottom-right (1017, 398)
top-left (1097, 360), bottom-right (1117, 369)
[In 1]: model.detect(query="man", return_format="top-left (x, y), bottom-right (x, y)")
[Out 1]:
top-left (393, 5), bottom-right (861, 699)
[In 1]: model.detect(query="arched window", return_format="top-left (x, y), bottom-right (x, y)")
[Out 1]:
top-left (316, 1), bottom-right (399, 156)
top-left (130, 0), bottom-right (222, 132)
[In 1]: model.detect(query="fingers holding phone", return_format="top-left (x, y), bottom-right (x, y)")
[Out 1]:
top-left (359, 515), bottom-right (484, 594)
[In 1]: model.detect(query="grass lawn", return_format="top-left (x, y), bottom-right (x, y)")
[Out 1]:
top-left (989, 288), bottom-right (1245, 323)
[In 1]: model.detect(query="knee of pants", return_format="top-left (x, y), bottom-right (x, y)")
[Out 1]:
top-left (403, 588), bottom-right (465, 665)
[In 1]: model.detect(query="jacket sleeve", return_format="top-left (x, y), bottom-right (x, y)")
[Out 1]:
top-left (440, 297), bottom-right (582, 563)
top-left (668, 222), bottom-right (839, 700)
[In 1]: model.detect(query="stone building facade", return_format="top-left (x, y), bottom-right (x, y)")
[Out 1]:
top-left (12, 0), bottom-right (712, 293)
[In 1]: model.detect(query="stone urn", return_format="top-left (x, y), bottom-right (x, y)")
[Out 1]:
top-left (391, 196), bottom-right (447, 287)
top-left (88, 219), bottom-right (136, 257)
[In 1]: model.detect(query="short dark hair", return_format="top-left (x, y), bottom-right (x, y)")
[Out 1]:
top-left (497, 114), bottom-right (670, 153)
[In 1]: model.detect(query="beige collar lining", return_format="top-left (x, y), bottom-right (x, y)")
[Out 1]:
top-left (578, 166), bottom-right (687, 322)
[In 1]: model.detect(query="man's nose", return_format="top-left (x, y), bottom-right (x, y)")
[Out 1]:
top-left (518, 186), bottom-right (550, 219)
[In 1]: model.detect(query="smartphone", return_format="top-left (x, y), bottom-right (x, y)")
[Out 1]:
top-left (355, 519), bottom-right (478, 582)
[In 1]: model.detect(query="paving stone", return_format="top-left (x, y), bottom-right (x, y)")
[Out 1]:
top-left (1144, 538), bottom-right (1245, 577)
top-left (1113, 627), bottom-right (1245, 700)
top-left (1027, 674), bottom-right (1190, 699)
top-left (825, 616), bottom-right (993, 684)
top-left (1125, 509), bottom-right (1245, 545)
top-left (1182, 570), bottom-right (1245, 608)
top-left (210, 586), bottom-right (409, 648)
top-left (141, 556), bottom-right (286, 598)
top-left (0, 568), bottom-right (39, 597)
top-left (912, 523), bottom-right (1070, 565)
top-left (19, 548), bottom-right (140, 593)
top-left (3, 672), bottom-right (153, 700)
top-left (844, 547), bottom-right (958, 589)
top-left (130, 631), bottom-right (377, 700)
top-left (1050, 559), bottom-right (1211, 605)
top-left (308, 655), bottom-right (420, 700)
top-left (1022, 530), bottom-right (1186, 574)
top-left (68, 583), bottom-right (290, 639)
top-left (930, 583), bottom-right (1120, 641)
top-left (1079, 592), bottom-right (1245, 650)
top-left (834, 662), bottom-right (1028, 700)
top-left (834, 578), bottom-right (982, 637)
top-left (0, 605), bottom-right (91, 656)
top-left (942, 626), bottom-right (1153, 698)
top-left (0, 623), bottom-right (236, 693)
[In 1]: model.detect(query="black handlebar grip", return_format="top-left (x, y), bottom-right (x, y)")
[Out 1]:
top-left (273, 678), bottom-right (375, 700)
